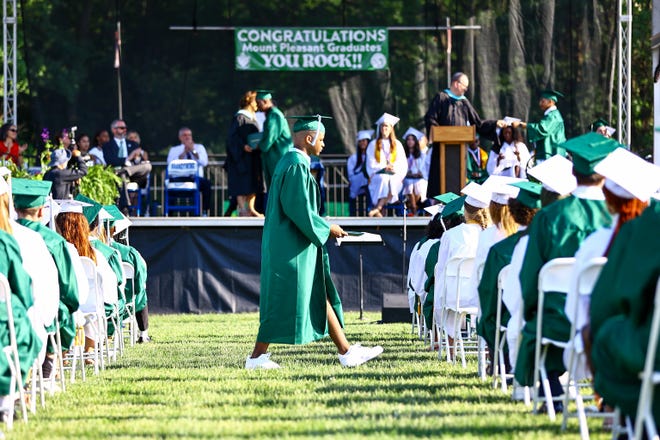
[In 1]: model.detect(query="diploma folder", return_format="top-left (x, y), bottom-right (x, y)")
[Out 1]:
top-left (335, 231), bottom-right (383, 246)
top-left (247, 132), bottom-right (263, 149)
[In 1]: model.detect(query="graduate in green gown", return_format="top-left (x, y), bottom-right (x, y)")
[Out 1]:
top-left (515, 133), bottom-right (618, 408)
top-left (476, 181), bottom-right (542, 371)
top-left (246, 115), bottom-right (383, 370)
top-left (513, 90), bottom-right (566, 161)
top-left (75, 194), bottom-right (125, 336)
top-left (12, 179), bottom-right (80, 375)
top-left (421, 196), bottom-right (465, 331)
top-left (590, 201), bottom-right (660, 420)
top-left (256, 90), bottom-right (293, 189)
top-left (104, 205), bottom-right (151, 343)
top-left (0, 178), bottom-right (42, 406)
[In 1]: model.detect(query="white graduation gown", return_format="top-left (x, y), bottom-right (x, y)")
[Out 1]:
top-left (403, 153), bottom-right (428, 202)
top-left (365, 139), bottom-right (408, 203)
top-left (472, 225), bottom-right (507, 315)
top-left (433, 223), bottom-right (481, 338)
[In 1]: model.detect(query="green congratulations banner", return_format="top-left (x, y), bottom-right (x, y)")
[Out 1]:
top-left (235, 28), bottom-right (389, 71)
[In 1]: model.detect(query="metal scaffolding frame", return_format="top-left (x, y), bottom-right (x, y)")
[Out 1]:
top-left (2, 0), bottom-right (17, 125)
top-left (618, 0), bottom-right (632, 148)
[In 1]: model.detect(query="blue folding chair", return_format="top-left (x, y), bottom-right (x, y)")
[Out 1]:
top-left (163, 160), bottom-right (201, 216)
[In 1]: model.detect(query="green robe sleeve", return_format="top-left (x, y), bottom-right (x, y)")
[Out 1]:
top-left (279, 162), bottom-right (330, 247)
top-left (519, 210), bottom-right (551, 321)
top-left (423, 241), bottom-right (441, 293)
top-left (590, 202), bottom-right (660, 338)
top-left (258, 109), bottom-right (285, 153)
top-left (527, 110), bottom-right (563, 143)
top-left (0, 233), bottom-right (33, 311)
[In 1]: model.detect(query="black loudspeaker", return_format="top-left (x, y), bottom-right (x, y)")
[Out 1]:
top-left (381, 293), bottom-right (411, 323)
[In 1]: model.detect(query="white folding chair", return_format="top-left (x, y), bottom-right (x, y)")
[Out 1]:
top-left (75, 257), bottom-right (105, 375)
top-left (561, 257), bottom-right (610, 438)
top-left (493, 264), bottom-right (514, 393)
top-left (0, 274), bottom-right (27, 427)
top-left (164, 159), bottom-right (201, 216)
top-left (121, 262), bottom-right (137, 347)
top-left (532, 257), bottom-right (575, 421)
top-left (633, 277), bottom-right (660, 440)
top-left (473, 260), bottom-right (488, 381)
top-left (440, 257), bottom-right (478, 368)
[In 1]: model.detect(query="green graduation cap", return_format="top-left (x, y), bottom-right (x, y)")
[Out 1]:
top-left (288, 115), bottom-right (332, 134)
top-left (441, 195), bottom-right (466, 218)
top-left (561, 132), bottom-right (621, 175)
top-left (591, 118), bottom-right (608, 130)
top-left (433, 192), bottom-right (460, 205)
top-left (11, 178), bottom-right (52, 209)
top-left (540, 89), bottom-right (564, 102)
top-left (102, 204), bottom-right (125, 222)
top-left (509, 181), bottom-right (542, 209)
top-left (255, 89), bottom-right (273, 100)
top-left (75, 193), bottom-right (103, 225)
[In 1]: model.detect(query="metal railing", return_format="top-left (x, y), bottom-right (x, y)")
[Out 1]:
top-left (145, 156), bottom-right (368, 217)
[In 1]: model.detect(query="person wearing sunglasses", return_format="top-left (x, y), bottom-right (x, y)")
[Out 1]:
top-left (101, 119), bottom-right (152, 213)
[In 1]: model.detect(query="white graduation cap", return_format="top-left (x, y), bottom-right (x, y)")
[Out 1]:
top-left (41, 198), bottom-right (61, 227)
top-left (56, 199), bottom-right (92, 214)
top-left (98, 207), bottom-right (114, 222)
top-left (423, 204), bottom-right (441, 216)
top-left (402, 127), bottom-right (425, 141)
top-left (356, 129), bottom-right (374, 142)
top-left (461, 182), bottom-right (491, 209)
top-left (375, 112), bottom-right (400, 127)
top-left (0, 167), bottom-right (10, 177)
top-left (482, 175), bottom-right (524, 204)
top-left (113, 217), bottom-right (133, 235)
top-left (603, 126), bottom-right (616, 137)
top-left (527, 154), bottom-right (577, 195)
top-left (594, 148), bottom-right (660, 202)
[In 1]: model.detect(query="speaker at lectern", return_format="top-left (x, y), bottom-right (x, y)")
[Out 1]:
top-left (431, 126), bottom-right (476, 195)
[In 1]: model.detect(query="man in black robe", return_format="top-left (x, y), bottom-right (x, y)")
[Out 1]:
top-left (424, 72), bottom-right (504, 198)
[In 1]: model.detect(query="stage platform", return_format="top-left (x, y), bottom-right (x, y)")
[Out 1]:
top-left (130, 217), bottom-right (429, 314)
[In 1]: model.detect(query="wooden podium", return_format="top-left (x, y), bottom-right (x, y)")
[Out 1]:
top-left (431, 126), bottom-right (476, 194)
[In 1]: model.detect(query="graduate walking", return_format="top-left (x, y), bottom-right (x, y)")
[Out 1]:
top-left (246, 115), bottom-right (383, 370)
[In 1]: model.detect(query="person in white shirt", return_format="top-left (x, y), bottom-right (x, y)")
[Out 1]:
top-left (166, 127), bottom-right (212, 215)
top-left (402, 127), bottom-right (428, 216)
top-left (365, 113), bottom-right (408, 217)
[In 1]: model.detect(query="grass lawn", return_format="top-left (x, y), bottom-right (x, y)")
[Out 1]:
top-left (9, 312), bottom-right (610, 439)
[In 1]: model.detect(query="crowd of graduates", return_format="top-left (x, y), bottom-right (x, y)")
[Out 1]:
top-left (0, 169), bottom-right (150, 427)
top-left (406, 131), bottom-right (660, 434)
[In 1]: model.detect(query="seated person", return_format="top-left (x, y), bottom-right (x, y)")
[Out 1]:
top-left (433, 183), bottom-right (491, 347)
top-left (365, 113), bottom-right (408, 217)
top-left (347, 130), bottom-right (372, 216)
top-left (402, 127), bottom-right (428, 215)
top-left (167, 127), bottom-right (212, 215)
top-left (589, 200), bottom-right (659, 422)
top-left (515, 134), bottom-right (616, 412)
top-left (0, 176), bottom-right (42, 414)
top-left (104, 204), bottom-right (152, 343)
top-left (101, 119), bottom-right (152, 212)
top-left (477, 181), bottom-right (542, 374)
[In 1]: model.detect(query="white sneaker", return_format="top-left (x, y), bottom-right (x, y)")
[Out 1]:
top-left (338, 344), bottom-right (383, 367)
top-left (245, 353), bottom-right (280, 370)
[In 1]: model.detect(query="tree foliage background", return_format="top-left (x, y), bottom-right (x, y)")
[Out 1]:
top-left (8, 0), bottom-right (653, 159)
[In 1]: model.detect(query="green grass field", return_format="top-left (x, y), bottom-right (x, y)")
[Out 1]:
top-left (8, 312), bottom-right (610, 439)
